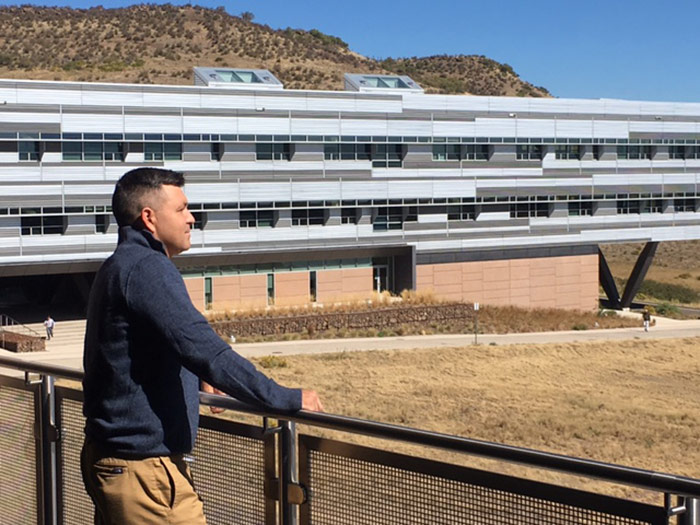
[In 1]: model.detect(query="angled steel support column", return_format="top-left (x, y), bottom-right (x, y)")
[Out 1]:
top-left (598, 248), bottom-right (621, 308)
top-left (620, 242), bottom-right (659, 308)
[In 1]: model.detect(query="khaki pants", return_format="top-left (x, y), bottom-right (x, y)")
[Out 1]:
top-left (81, 439), bottom-right (207, 525)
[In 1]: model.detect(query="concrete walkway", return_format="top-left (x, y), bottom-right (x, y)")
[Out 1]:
top-left (2, 311), bottom-right (700, 375)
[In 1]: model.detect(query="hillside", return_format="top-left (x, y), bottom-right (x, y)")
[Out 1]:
top-left (0, 4), bottom-right (550, 96)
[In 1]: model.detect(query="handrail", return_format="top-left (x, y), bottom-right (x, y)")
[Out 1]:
top-left (2, 353), bottom-right (700, 499)
top-left (0, 313), bottom-right (43, 339)
top-left (0, 354), bottom-right (83, 381)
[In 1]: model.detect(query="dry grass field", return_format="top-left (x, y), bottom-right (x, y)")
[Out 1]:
top-left (240, 336), bottom-right (700, 504)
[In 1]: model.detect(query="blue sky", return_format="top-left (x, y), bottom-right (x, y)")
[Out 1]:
top-left (3, 0), bottom-right (699, 102)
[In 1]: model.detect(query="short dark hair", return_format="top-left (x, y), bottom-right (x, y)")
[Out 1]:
top-left (112, 168), bottom-right (185, 227)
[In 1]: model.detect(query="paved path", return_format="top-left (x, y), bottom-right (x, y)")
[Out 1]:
top-left (2, 311), bottom-right (700, 377)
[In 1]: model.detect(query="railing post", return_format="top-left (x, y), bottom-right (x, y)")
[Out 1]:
top-left (278, 420), bottom-right (299, 525)
top-left (679, 498), bottom-right (699, 525)
top-left (39, 374), bottom-right (58, 525)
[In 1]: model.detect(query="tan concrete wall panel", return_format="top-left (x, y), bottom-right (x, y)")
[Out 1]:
top-left (210, 274), bottom-right (267, 310)
top-left (417, 254), bottom-right (598, 311)
top-left (275, 272), bottom-right (310, 306)
top-left (317, 268), bottom-right (373, 303)
top-left (184, 277), bottom-right (205, 312)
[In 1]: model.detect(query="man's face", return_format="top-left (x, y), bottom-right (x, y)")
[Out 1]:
top-left (145, 185), bottom-right (195, 257)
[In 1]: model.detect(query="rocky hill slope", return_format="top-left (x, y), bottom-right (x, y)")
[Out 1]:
top-left (0, 4), bottom-right (549, 96)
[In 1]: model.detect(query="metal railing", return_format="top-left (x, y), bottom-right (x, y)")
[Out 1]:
top-left (0, 313), bottom-right (43, 349)
top-left (1, 354), bottom-right (699, 525)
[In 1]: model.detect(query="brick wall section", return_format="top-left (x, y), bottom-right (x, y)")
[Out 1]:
top-left (274, 272), bottom-right (310, 306)
top-left (209, 274), bottom-right (267, 310)
top-left (184, 277), bottom-right (205, 311)
top-left (316, 267), bottom-right (373, 303)
top-left (416, 254), bottom-right (598, 311)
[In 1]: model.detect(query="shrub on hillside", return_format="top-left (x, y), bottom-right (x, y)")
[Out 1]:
top-left (637, 280), bottom-right (699, 303)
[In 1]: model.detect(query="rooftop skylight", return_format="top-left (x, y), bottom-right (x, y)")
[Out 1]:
top-left (344, 73), bottom-right (423, 94)
top-left (193, 67), bottom-right (283, 90)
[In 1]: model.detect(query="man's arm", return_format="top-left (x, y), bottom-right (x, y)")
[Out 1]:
top-left (127, 256), bottom-right (321, 412)
top-left (203, 381), bottom-right (324, 413)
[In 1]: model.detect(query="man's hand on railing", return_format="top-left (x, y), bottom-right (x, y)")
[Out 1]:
top-left (201, 381), bottom-right (226, 414)
top-left (302, 389), bottom-right (324, 412)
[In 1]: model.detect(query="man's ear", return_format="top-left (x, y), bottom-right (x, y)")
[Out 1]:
top-left (140, 207), bottom-right (157, 234)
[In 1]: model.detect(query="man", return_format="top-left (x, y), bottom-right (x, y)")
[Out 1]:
top-left (642, 308), bottom-right (651, 332)
top-left (82, 167), bottom-right (323, 525)
top-left (43, 315), bottom-right (55, 340)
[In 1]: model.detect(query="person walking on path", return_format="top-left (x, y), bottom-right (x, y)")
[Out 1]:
top-left (43, 315), bottom-right (55, 340)
top-left (642, 308), bottom-right (651, 332)
top-left (81, 168), bottom-right (323, 525)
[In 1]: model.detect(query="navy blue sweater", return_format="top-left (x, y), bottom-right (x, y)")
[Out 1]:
top-left (83, 226), bottom-right (301, 457)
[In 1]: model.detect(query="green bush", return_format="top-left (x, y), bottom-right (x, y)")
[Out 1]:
top-left (654, 303), bottom-right (681, 317)
top-left (308, 29), bottom-right (348, 48)
top-left (258, 355), bottom-right (288, 369)
top-left (638, 279), bottom-right (699, 303)
top-left (572, 324), bottom-right (588, 331)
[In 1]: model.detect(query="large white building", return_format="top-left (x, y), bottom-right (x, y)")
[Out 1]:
top-left (0, 68), bottom-right (698, 312)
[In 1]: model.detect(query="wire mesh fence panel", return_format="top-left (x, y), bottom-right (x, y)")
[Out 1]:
top-left (191, 416), bottom-right (272, 525)
top-left (299, 436), bottom-right (667, 525)
top-left (0, 378), bottom-right (39, 525)
top-left (56, 390), bottom-right (94, 525)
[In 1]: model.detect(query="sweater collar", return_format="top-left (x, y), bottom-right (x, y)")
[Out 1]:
top-left (117, 226), bottom-right (168, 256)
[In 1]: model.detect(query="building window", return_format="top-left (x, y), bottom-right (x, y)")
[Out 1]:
top-left (191, 211), bottom-right (207, 230)
top-left (593, 145), bottom-right (604, 160)
top-left (555, 145), bottom-right (581, 160)
top-left (372, 144), bottom-right (404, 168)
top-left (325, 144), bottom-right (372, 161)
top-left (669, 146), bottom-right (686, 160)
top-left (211, 143), bottom-right (222, 161)
top-left (256, 143), bottom-right (291, 161)
top-left (309, 270), bottom-right (317, 302)
top-left (516, 145), bottom-right (542, 160)
top-left (62, 142), bottom-right (82, 161)
top-left (292, 208), bottom-right (325, 226)
top-left (432, 144), bottom-right (489, 161)
top-left (62, 142), bottom-right (124, 161)
top-left (104, 142), bottom-right (124, 161)
top-left (617, 146), bottom-right (651, 160)
top-left (617, 200), bottom-right (641, 214)
top-left (324, 144), bottom-right (339, 160)
top-left (341, 207), bottom-right (358, 224)
top-left (95, 214), bottom-right (110, 233)
top-left (432, 144), bottom-right (460, 161)
top-left (674, 198), bottom-right (697, 212)
top-left (447, 204), bottom-right (477, 221)
top-left (568, 201), bottom-right (593, 216)
top-left (510, 202), bottom-right (549, 218)
top-left (267, 273), bottom-right (274, 306)
top-left (145, 142), bottom-right (182, 161)
top-left (204, 277), bottom-right (213, 309)
top-left (240, 210), bottom-right (275, 228)
top-left (21, 215), bottom-right (65, 235)
top-left (343, 143), bottom-right (371, 160)
top-left (464, 144), bottom-right (489, 160)
top-left (642, 200), bottom-right (664, 214)
top-left (405, 206), bottom-right (418, 222)
top-left (19, 141), bottom-right (40, 161)
top-left (373, 206), bottom-right (403, 230)
top-left (687, 146), bottom-right (700, 159)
